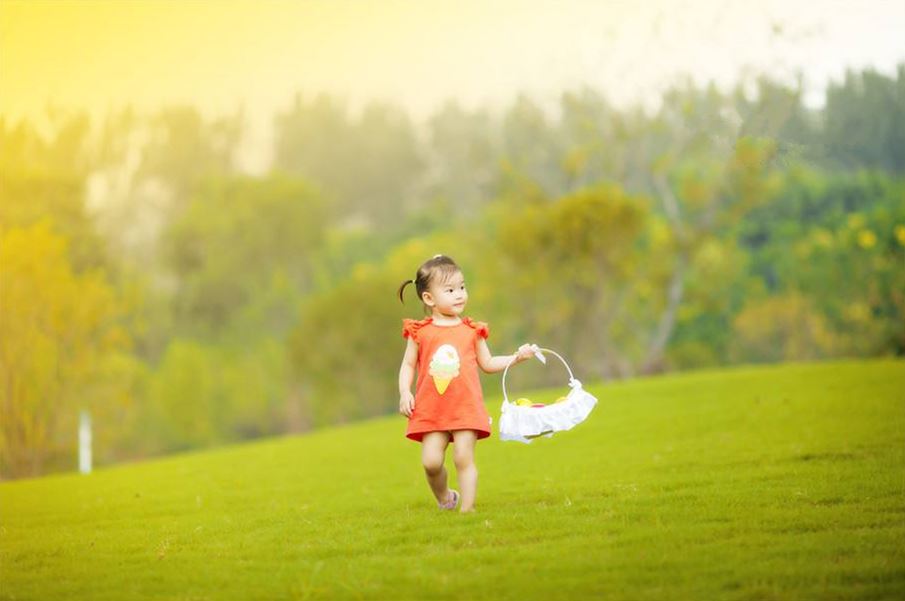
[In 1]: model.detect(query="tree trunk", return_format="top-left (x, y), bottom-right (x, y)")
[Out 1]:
top-left (641, 252), bottom-right (688, 374)
top-left (284, 384), bottom-right (311, 433)
top-left (642, 174), bottom-right (691, 375)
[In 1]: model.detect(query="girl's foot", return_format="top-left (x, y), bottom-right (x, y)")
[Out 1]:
top-left (438, 489), bottom-right (459, 510)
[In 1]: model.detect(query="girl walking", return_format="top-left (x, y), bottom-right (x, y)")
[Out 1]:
top-left (397, 255), bottom-right (537, 513)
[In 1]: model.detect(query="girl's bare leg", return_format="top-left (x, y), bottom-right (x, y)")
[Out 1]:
top-left (451, 430), bottom-right (478, 512)
top-left (421, 431), bottom-right (454, 504)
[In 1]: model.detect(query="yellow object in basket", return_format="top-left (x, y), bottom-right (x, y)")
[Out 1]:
top-left (515, 398), bottom-right (533, 407)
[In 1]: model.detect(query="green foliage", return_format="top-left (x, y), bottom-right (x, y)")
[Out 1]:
top-left (736, 77), bottom-right (819, 161)
top-left (500, 96), bottom-right (568, 196)
top-left (738, 168), bottom-right (905, 357)
top-left (0, 223), bottom-right (134, 478)
top-left (425, 101), bottom-right (500, 214)
top-left (162, 174), bottom-right (327, 340)
top-left (143, 338), bottom-right (288, 454)
top-left (0, 117), bottom-right (110, 272)
top-left (824, 66), bottom-right (905, 173)
top-left (495, 185), bottom-right (650, 377)
top-left (3, 65), bottom-right (905, 478)
top-left (667, 238), bottom-right (756, 369)
top-left (274, 96), bottom-right (423, 228)
top-left (730, 293), bottom-right (839, 362)
top-left (138, 106), bottom-right (242, 200)
top-left (289, 264), bottom-right (402, 426)
top-left (0, 111), bottom-right (94, 176)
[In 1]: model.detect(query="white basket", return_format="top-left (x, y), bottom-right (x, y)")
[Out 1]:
top-left (499, 348), bottom-right (598, 444)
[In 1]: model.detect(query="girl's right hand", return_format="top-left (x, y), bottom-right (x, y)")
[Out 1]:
top-left (399, 390), bottom-right (415, 417)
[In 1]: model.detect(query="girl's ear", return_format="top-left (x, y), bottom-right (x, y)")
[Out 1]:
top-left (421, 291), bottom-right (435, 307)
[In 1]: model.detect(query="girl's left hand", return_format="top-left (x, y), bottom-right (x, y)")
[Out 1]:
top-left (516, 343), bottom-right (539, 362)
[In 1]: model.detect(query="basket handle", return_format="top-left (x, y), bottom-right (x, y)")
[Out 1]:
top-left (501, 348), bottom-right (576, 404)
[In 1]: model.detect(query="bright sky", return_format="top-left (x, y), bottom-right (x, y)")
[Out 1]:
top-left (2, 0), bottom-right (904, 168)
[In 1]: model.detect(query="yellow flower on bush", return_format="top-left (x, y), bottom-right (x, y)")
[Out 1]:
top-left (895, 224), bottom-right (905, 246)
top-left (847, 214), bottom-right (865, 229)
top-left (857, 229), bottom-right (877, 249)
top-left (812, 228), bottom-right (833, 249)
top-left (845, 303), bottom-right (870, 323)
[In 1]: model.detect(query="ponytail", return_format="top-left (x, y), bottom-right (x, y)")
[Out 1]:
top-left (397, 279), bottom-right (415, 304)
top-left (398, 255), bottom-right (460, 306)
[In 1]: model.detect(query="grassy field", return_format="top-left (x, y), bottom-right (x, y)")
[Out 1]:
top-left (1, 359), bottom-right (904, 600)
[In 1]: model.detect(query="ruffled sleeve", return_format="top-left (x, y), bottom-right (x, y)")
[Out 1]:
top-left (402, 318), bottom-right (431, 342)
top-left (463, 317), bottom-right (490, 339)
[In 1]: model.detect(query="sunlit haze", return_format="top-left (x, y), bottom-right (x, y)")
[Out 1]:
top-left (3, 0), bottom-right (904, 171)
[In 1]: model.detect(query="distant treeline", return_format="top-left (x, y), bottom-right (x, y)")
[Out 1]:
top-left (1, 66), bottom-right (903, 479)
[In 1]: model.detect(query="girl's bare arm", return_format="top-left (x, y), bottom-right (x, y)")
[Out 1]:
top-left (476, 339), bottom-right (537, 374)
top-left (398, 338), bottom-right (418, 416)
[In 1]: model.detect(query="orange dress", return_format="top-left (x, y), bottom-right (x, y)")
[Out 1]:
top-left (402, 317), bottom-right (492, 442)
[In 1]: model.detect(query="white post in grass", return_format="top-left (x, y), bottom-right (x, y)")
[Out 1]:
top-left (79, 410), bottom-right (92, 474)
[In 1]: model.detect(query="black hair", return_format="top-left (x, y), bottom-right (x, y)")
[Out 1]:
top-left (397, 254), bottom-right (461, 305)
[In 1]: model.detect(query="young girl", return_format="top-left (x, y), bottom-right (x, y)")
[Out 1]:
top-left (397, 254), bottom-right (537, 513)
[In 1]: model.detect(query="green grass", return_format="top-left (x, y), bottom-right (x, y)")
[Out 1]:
top-left (2, 359), bottom-right (904, 600)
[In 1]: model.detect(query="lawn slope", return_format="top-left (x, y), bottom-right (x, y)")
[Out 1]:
top-left (2, 359), bottom-right (904, 600)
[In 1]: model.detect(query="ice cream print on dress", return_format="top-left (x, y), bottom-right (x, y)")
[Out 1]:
top-left (429, 344), bottom-right (460, 394)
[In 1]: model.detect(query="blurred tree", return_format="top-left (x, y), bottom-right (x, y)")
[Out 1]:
top-left (730, 293), bottom-right (838, 362)
top-left (355, 102), bottom-right (425, 226)
top-left (113, 106), bottom-right (244, 283)
top-left (289, 263), bottom-right (408, 426)
top-left (273, 95), bottom-right (423, 228)
top-left (0, 115), bottom-right (109, 271)
top-left (736, 76), bottom-right (818, 163)
top-left (558, 88), bottom-right (626, 189)
top-left (500, 95), bottom-right (568, 198)
top-left (274, 94), bottom-right (352, 200)
top-left (740, 168), bottom-right (905, 356)
top-left (645, 134), bottom-right (780, 373)
top-left (162, 174), bottom-right (327, 340)
top-left (142, 338), bottom-right (287, 452)
top-left (0, 110), bottom-right (93, 176)
top-left (138, 105), bottom-right (242, 203)
top-left (664, 236), bottom-right (757, 370)
top-left (823, 66), bottom-right (905, 173)
top-left (4, 63), bottom-right (905, 475)
top-left (423, 101), bottom-right (500, 215)
top-left (0, 223), bottom-right (133, 478)
top-left (144, 340), bottom-right (216, 450)
top-left (288, 265), bottom-right (398, 426)
top-left (495, 185), bottom-right (649, 378)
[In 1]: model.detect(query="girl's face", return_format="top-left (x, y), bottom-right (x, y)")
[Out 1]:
top-left (422, 270), bottom-right (467, 317)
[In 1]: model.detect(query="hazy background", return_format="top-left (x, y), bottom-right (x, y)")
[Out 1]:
top-left (2, 0), bottom-right (904, 480)
top-left (4, 0), bottom-right (904, 170)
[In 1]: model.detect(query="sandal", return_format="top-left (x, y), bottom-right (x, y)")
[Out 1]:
top-left (438, 489), bottom-right (459, 510)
